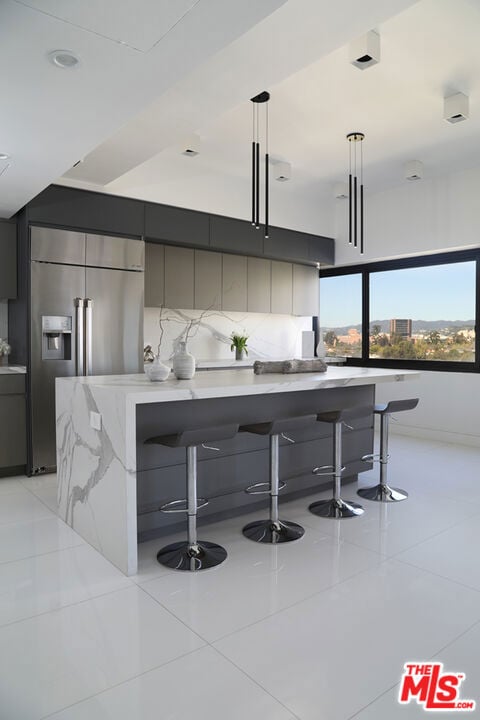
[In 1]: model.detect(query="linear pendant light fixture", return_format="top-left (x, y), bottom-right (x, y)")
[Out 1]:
top-left (347, 131), bottom-right (365, 255)
top-left (251, 90), bottom-right (270, 238)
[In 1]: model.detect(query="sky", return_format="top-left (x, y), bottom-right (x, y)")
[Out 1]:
top-left (320, 261), bottom-right (476, 328)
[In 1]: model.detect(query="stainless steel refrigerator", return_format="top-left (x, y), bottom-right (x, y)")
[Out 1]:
top-left (29, 226), bottom-right (144, 474)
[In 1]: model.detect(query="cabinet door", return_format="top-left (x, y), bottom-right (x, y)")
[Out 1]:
top-left (164, 246), bottom-right (194, 309)
top-left (0, 221), bottom-right (17, 299)
top-left (145, 243), bottom-right (165, 307)
top-left (194, 250), bottom-right (222, 310)
top-left (0, 395), bottom-right (26, 468)
top-left (222, 254), bottom-right (247, 311)
top-left (247, 257), bottom-right (271, 313)
top-left (271, 261), bottom-right (293, 314)
top-left (27, 185), bottom-right (144, 236)
top-left (145, 204), bottom-right (209, 248)
top-left (210, 215), bottom-right (263, 256)
top-left (264, 226), bottom-right (309, 263)
top-left (292, 264), bottom-right (319, 316)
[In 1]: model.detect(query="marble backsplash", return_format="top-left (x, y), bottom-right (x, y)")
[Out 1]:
top-left (144, 307), bottom-right (312, 363)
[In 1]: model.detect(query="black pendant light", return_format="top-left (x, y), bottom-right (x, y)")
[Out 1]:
top-left (250, 90), bottom-right (270, 239)
top-left (347, 132), bottom-right (365, 254)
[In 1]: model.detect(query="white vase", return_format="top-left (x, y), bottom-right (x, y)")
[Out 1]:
top-left (145, 357), bottom-right (170, 382)
top-left (173, 341), bottom-right (195, 379)
top-left (316, 328), bottom-right (326, 359)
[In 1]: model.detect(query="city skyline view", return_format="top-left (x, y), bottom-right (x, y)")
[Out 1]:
top-left (320, 261), bottom-right (476, 328)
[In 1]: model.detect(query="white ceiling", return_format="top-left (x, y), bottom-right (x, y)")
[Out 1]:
top-left (0, 0), bottom-right (286, 217)
top-left (60, 0), bottom-right (480, 229)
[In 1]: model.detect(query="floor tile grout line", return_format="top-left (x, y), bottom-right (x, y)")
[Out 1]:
top-left (39, 644), bottom-right (211, 720)
top-left (206, 644), bottom-right (303, 720)
top-left (393, 555), bottom-right (480, 596)
top-left (0, 578), bottom-right (136, 631)
top-left (0, 538), bottom-right (86, 567)
top-left (204, 556), bottom-right (395, 645)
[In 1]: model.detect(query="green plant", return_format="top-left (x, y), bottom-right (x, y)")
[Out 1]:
top-left (230, 332), bottom-right (249, 356)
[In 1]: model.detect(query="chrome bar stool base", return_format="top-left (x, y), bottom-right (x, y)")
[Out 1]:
top-left (240, 415), bottom-right (317, 544)
top-left (242, 519), bottom-right (305, 544)
top-left (358, 398), bottom-right (418, 504)
top-left (157, 540), bottom-right (227, 572)
top-left (358, 484), bottom-right (408, 503)
top-left (309, 497), bottom-right (364, 519)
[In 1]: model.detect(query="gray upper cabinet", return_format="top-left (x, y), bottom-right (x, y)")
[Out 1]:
top-left (145, 203), bottom-right (209, 248)
top-left (264, 227), bottom-right (309, 264)
top-left (247, 257), bottom-right (271, 313)
top-left (145, 243), bottom-right (165, 307)
top-left (0, 221), bottom-right (17, 299)
top-left (210, 216), bottom-right (264, 256)
top-left (164, 246), bottom-right (194, 309)
top-left (271, 261), bottom-right (293, 314)
top-left (222, 254), bottom-right (247, 312)
top-left (293, 264), bottom-right (319, 316)
top-left (27, 185), bottom-right (144, 236)
top-left (194, 250), bottom-right (222, 310)
top-left (308, 235), bottom-right (335, 265)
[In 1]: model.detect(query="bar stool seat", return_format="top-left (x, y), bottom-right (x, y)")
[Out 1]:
top-left (240, 414), bottom-right (317, 544)
top-left (358, 398), bottom-right (419, 503)
top-left (309, 405), bottom-right (372, 519)
top-left (145, 423), bottom-right (238, 571)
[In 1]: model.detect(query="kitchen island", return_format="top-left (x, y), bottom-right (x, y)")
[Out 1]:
top-left (56, 367), bottom-right (419, 575)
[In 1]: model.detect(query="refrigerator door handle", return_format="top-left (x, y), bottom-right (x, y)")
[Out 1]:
top-left (84, 299), bottom-right (93, 376)
top-left (74, 298), bottom-right (85, 376)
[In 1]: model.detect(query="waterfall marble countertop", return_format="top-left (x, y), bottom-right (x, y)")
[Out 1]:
top-left (56, 366), bottom-right (420, 576)
top-left (0, 365), bottom-right (27, 374)
top-left (57, 366), bottom-right (420, 405)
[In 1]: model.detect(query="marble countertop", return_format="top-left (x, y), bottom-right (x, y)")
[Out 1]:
top-left (56, 366), bottom-right (420, 405)
top-left (194, 356), bottom-right (347, 369)
top-left (0, 365), bottom-right (27, 375)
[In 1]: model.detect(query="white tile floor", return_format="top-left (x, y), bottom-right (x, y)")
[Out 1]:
top-left (1, 434), bottom-right (480, 719)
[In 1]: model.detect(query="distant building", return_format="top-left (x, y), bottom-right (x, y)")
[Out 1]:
top-left (337, 328), bottom-right (362, 345)
top-left (390, 318), bottom-right (412, 338)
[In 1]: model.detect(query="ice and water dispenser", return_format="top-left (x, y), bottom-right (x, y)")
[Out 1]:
top-left (41, 316), bottom-right (72, 360)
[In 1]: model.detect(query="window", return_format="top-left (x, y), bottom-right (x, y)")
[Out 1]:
top-left (319, 250), bottom-right (478, 372)
top-left (320, 273), bottom-right (362, 358)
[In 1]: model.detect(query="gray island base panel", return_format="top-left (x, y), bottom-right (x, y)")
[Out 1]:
top-left (55, 368), bottom-right (420, 575)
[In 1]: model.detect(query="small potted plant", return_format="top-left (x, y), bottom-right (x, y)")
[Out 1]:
top-left (0, 338), bottom-right (11, 367)
top-left (230, 332), bottom-right (249, 361)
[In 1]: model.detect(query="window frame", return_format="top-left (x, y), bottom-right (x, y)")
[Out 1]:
top-left (318, 248), bottom-right (480, 373)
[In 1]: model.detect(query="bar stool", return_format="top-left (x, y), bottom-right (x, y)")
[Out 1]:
top-left (240, 414), bottom-right (317, 543)
top-left (358, 398), bottom-right (419, 502)
top-left (309, 405), bottom-right (373, 519)
top-left (144, 424), bottom-right (238, 571)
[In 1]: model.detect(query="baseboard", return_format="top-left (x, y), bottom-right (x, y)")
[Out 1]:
top-left (390, 423), bottom-right (480, 449)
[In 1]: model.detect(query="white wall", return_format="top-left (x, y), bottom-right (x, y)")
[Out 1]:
top-left (328, 164), bottom-right (480, 447)
top-left (144, 307), bottom-right (312, 364)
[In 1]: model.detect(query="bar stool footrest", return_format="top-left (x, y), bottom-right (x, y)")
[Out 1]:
top-left (312, 464), bottom-right (345, 477)
top-left (357, 483), bottom-right (408, 502)
top-left (156, 540), bottom-right (227, 571)
top-left (245, 481), bottom-right (286, 495)
top-left (242, 518), bottom-right (305, 544)
top-left (361, 453), bottom-right (390, 463)
top-left (159, 498), bottom-right (209, 514)
top-left (309, 497), bottom-right (364, 519)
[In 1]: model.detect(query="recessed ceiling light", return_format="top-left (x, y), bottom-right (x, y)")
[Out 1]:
top-left (0, 153), bottom-right (10, 160)
top-left (48, 50), bottom-right (80, 69)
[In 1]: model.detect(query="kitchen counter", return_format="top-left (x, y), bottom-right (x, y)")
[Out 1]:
top-left (0, 365), bottom-right (27, 374)
top-left (56, 367), bottom-right (419, 575)
top-left (194, 357), bottom-right (346, 370)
